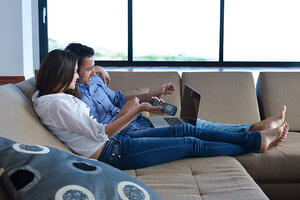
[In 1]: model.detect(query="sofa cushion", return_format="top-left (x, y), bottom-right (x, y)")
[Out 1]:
top-left (182, 72), bottom-right (260, 124)
top-left (16, 77), bottom-right (36, 101)
top-left (257, 72), bottom-right (300, 131)
top-left (236, 132), bottom-right (300, 183)
top-left (125, 156), bottom-right (269, 200)
top-left (259, 183), bottom-right (300, 200)
top-left (0, 84), bottom-right (70, 152)
top-left (108, 71), bottom-right (182, 116)
top-left (0, 184), bottom-right (9, 200)
top-left (0, 137), bottom-right (161, 200)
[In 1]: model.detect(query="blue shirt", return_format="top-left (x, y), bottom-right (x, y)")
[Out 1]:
top-left (77, 76), bottom-right (143, 132)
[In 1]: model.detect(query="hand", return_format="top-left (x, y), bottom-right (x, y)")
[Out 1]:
top-left (151, 96), bottom-right (165, 102)
top-left (156, 83), bottom-right (175, 96)
top-left (94, 66), bottom-right (111, 86)
top-left (116, 97), bottom-right (140, 119)
top-left (139, 102), bottom-right (164, 115)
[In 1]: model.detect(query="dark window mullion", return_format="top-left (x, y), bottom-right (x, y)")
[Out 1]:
top-left (39, 0), bottom-right (48, 62)
top-left (128, 0), bottom-right (133, 63)
top-left (219, 0), bottom-right (225, 68)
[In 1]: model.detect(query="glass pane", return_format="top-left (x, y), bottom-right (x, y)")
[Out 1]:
top-left (224, 0), bottom-right (300, 61)
top-left (48, 0), bottom-right (127, 60)
top-left (133, 0), bottom-right (220, 61)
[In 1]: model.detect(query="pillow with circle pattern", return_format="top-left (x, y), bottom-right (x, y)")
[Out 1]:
top-left (0, 137), bottom-right (161, 200)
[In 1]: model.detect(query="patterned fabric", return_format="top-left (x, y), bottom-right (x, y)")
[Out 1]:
top-left (0, 137), bottom-right (161, 200)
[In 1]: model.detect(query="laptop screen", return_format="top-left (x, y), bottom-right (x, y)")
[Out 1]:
top-left (180, 85), bottom-right (201, 125)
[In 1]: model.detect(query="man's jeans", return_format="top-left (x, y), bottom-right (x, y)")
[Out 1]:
top-left (98, 119), bottom-right (260, 170)
top-left (196, 119), bottom-right (252, 133)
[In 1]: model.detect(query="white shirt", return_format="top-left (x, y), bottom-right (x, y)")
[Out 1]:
top-left (32, 91), bottom-right (109, 157)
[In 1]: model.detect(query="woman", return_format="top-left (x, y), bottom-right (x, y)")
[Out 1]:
top-left (33, 49), bottom-right (289, 170)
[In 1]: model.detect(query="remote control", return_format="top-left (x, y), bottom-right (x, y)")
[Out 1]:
top-left (149, 98), bottom-right (177, 116)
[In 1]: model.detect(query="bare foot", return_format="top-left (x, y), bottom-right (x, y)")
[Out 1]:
top-left (260, 123), bottom-right (285, 152)
top-left (267, 122), bottom-right (289, 150)
top-left (249, 105), bottom-right (286, 131)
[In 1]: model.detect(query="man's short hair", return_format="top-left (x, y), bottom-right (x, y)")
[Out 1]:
top-left (65, 43), bottom-right (94, 69)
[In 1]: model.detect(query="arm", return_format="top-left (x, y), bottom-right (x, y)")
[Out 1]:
top-left (114, 97), bottom-right (140, 120)
top-left (90, 74), bottom-right (125, 109)
top-left (46, 96), bottom-right (161, 140)
top-left (124, 83), bottom-right (175, 103)
top-left (94, 66), bottom-right (111, 86)
top-left (105, 103), bottom-right (144, 138)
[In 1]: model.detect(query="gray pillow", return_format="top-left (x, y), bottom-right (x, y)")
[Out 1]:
top-left (0, 137), bottom-right (161, 200)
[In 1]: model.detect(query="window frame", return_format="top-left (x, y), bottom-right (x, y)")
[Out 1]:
top-left (39, 0), bottom-right (300, 68)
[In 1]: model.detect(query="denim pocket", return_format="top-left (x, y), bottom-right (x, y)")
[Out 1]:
top-left (106, 138), bottom-right (123, 165)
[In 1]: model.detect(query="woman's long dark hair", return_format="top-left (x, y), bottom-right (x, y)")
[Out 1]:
top-left (36, 49), bottom-right (80, 97)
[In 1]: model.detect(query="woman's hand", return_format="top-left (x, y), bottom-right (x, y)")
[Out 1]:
top-left (139, 102), bottom-right (164, 115)
top-left (106, 98), bottom-right (163, 138)
top-left (116, 97), bottom-right (140, 119)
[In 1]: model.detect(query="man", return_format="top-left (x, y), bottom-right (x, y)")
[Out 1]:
top-left (65, 43), bottom-right (175, 132)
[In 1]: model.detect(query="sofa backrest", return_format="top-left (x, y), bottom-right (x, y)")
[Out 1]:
top-left (108, 71), bottom-right (182, 116)
top-left (181, 72), bottom-right (260, 124)
top-left (0, 83), bottom-right (70, 152)
top-left (15, 76), bottom-right (36, 101)
top-left (257, 72), bottom-right (300, 132)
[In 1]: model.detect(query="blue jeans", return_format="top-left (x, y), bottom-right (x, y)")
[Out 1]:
top-left (196, 119), bottom-right (252, 132)
top-left (98, 120), bottom-right (260, 170)
top-left (124, 116), bottom-right (252, 132)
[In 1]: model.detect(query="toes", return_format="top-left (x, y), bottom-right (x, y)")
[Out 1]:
top-left (282, 105), bottom-right (287, 112)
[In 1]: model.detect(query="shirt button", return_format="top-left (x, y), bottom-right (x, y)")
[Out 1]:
top-left (112, 153), bottom-right (115, 156)
top-left (118, 155), bottom-right (121, 158)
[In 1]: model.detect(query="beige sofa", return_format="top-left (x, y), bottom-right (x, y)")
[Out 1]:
top-left (0, 71), bottom-right (299, 200)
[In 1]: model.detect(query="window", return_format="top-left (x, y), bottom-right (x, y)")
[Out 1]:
top-left (47, 0), bottom-right (127, 60)
top-left (224, 0), bottom-right (300, 61)
top-left (133, 0), bottom-right (220, 61)
top-left (41, 0), bottom-right (300, 67)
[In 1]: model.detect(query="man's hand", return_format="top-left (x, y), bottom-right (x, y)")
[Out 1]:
top-left (124, 83), bottom-right (175, 103)
top-left (116, 97), bottom-right (140, 119)
top-left (156, 83), bottom-right (175, 97)
top-left (94, 66), bottom-right (111, 86)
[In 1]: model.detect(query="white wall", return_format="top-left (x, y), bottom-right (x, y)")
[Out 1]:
top-left (32, 0), bottom-right (40, 72)
top-left (0, 0), bottom-right (38, 79)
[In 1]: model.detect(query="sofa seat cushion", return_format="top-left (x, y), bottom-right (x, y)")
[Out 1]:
top-left (236, 132), bottom-right (300, 183)
top-left (124, 156), bottom-right (268, 200)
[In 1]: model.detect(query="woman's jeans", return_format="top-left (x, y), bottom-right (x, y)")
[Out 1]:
top-left (98, 119), bottom-right (260, 170)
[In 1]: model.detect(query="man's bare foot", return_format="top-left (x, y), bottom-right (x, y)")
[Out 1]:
top-left (260, 123), bottom-right (285, 152)
top-left (267, 122), bottom-right (289, 150)
top-left (249, 105), bottom-right (286, 131)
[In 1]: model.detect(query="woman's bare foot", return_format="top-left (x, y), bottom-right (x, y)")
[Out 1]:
top-left (267, 122), bottom-right (289, 150)
top-left (260, 123), bottom-right (285, 152)
top-left (249, 105), bottom-right (286, 131)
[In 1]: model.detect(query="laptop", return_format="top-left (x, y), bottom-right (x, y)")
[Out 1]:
top-left (147, 85), bottom-right (201, 128)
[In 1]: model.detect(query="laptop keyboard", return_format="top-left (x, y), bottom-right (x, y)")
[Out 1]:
top-left (164, 117), bottom-right (184, 126)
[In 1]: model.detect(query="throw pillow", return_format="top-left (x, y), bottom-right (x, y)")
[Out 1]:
top-left (122, 88), bottom-right (150, 117)
top-left (0, 137), bottom-right (161, 200)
